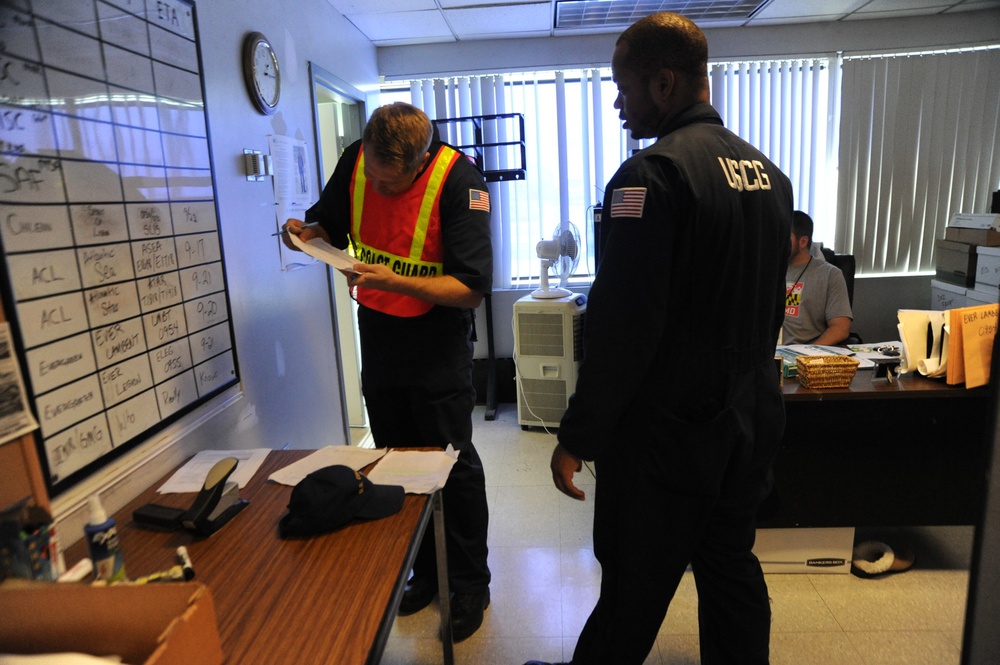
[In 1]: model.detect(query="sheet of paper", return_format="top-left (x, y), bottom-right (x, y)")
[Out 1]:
top-left (916, 310), bottom-right (948, 378)
top-left (158, 448), bottom-right (271, 494)
top-left (948, 308), bottom-right (966, 385)
top-left (897, 309), bottom-right (933, 373)
top-left (0, 322), bottom-right (39, 445)
top-left (267, 446), bottom-right (387, 486)
top-left (366, 445), bottom-right (460, 494)
top-left (960, 303), bottom-right (1000, 388)
top-left (776, 344), bottom-right (875, 368)
top-left (288, 232), bottom-right (360, 274)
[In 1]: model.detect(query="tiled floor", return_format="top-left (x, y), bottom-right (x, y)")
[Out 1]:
top-left (380, 404), bottom-right (972, 665)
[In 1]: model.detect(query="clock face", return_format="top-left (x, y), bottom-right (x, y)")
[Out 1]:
top-left (253, 42), bottom-right (279, 106)
top-left (243, 32), bottom-right (280, 115)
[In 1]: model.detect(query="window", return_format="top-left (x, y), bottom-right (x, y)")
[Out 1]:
top-left (380, 48), bottom-right (1000, 285)
top-left (837, 47), bottom-right (1000, 275)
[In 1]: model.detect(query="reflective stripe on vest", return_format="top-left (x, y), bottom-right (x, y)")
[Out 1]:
top-left (350, 145), bottom-right (460, 316)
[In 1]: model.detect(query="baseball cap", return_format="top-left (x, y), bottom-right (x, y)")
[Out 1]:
top-left (278, 465), bottom-right (405, 538)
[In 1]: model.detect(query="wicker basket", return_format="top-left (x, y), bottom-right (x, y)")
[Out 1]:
top-left (795, 355), bottom-right (860, 389)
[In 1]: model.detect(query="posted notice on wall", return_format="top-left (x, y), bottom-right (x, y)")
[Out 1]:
top-left (269, 135), bottom-right (319, 271)
top-left (0, 323), bottom-right (39, 445)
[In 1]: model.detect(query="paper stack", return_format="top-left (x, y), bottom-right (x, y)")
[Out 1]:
top-left (897, 303), bottom-right (999, 388)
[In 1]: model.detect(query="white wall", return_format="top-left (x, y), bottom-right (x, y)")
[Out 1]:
top-left (54, 0), bottom-right (381, 545)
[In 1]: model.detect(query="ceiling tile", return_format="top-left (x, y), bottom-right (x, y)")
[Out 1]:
top-left (856, 0), bottom-right (953, 11)
top-left (439, 0), bottom-right (542, 7)
top-left (446, 3), bottom-right (553, 38)
top-left (327, 0), bottom-right (437, 13)
top-left (348, 9), bottom-right (454, 41)
top-left (751, 0), bottom-right (868, 21)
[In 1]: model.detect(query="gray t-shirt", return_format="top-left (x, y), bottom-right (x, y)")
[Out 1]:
top-left (782, 257), bottom-right (853, 344)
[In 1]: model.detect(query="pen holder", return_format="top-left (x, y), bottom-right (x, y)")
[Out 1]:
top-left (0, 508), bottom-right (57, 581)
top-left (795, 355), bottom-right (860, 389)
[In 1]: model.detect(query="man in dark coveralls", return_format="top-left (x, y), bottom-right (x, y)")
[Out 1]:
top-left (283, 102), bottom-right (492, 642)
top-left (526, 12), bottom-right (793, 665)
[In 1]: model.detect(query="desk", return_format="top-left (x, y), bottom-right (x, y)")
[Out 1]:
top-left (763, 369), bottom-right (992, 528)
top-left (65, 450), bottom-right (452, 665)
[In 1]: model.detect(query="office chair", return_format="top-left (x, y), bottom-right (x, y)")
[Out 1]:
top-left (821, 247), bottom-right (862, 344)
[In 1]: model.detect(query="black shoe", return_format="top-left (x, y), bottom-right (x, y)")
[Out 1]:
top-left (398, 575), bottom-right (437, 616)
top-left (449, 588), bottom-right (490, 642)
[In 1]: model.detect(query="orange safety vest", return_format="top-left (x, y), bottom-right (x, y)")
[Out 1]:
top-left (349, 144), bottom-right (461, 317)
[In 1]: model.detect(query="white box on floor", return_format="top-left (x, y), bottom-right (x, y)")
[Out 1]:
top-left (753, 527), bottom-right (855, 574)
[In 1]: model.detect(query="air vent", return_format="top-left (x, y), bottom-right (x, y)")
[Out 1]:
top-left (517, 312), bottom-right (566, 357)
top-left (555, 0), bottom-right (768, 29)
top-left (518, 378), bottom-right (569, 425)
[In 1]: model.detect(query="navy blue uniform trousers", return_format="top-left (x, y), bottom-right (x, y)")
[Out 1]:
top-left (358, 305), bottom-right (491, 594)
top-left (572, 364), bottom-right (783, 665)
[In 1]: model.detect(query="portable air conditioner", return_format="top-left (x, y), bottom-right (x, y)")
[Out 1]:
top-left (514, 293), bottom-right (587, 428)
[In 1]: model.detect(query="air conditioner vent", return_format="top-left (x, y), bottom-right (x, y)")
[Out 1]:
top-left (517, 312), bottom-right (565, 357)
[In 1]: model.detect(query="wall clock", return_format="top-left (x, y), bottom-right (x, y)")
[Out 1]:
top-left (242, 31), bottom-right (280, 115)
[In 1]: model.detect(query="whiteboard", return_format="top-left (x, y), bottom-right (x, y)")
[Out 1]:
top-left (0, 0), bottom-right (238, 493)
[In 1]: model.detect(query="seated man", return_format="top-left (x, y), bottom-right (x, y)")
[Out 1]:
top-left (783, 211), bottom-right (853, 345)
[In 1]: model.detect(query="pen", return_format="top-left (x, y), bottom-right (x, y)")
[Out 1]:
top-left (272, 221), bottom-right (319, 236)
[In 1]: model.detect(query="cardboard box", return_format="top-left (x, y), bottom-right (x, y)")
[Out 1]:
top-left (0, 582), bottom-right (222, 665)
top-left (966, 286), bottom-right (1000, 306)
top-left (934, 239), bottom-right (977, 287)
top-left (976, 245), bottom-right (1000, 288)
top-left (948, 212), bottom-right (1000, 231)
top-left (930, 279), bottom-right (967, 310)
top-left (945, 226), bottom-right (1000, 246)
top-left (754, 527), bottom-right (855, 574)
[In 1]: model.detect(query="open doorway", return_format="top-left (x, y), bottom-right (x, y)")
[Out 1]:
top-left (308, 63), bottom-right (369, 446)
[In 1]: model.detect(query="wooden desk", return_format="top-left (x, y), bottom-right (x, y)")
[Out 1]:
top-left (764, 369), bottom-right (992, 528)
top-left (65, 451), bottom-right (451, 665)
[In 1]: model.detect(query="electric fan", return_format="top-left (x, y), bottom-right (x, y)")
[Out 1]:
top-left (532, 222), bottom-right (582, 299)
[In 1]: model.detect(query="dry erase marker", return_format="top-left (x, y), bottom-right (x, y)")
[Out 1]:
top-left (272, 221), bottom-right (319, 236)
top-left (109, 564), bottom-right (186, 585)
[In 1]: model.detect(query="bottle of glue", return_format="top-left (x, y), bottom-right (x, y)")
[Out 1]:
top-left (84, 494), bottom-right (127, 582)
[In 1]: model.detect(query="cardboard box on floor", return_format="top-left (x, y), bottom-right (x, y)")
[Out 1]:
top-left (0, 581), bottom-right (222, 665)
top-left (754, 527), bottom-right (856, 574)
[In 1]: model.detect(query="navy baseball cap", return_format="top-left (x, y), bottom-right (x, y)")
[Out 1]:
top-left (279, 465), bottom-right (404, 538)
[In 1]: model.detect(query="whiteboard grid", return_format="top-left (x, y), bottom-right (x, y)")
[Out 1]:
top-left (0, 0), bottom-right (238, 493)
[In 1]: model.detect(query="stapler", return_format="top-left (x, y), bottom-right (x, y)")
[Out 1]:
top-left (180, 457), bottom-right (249, 536)
top-left (134, 457), bottom-right (248, 535)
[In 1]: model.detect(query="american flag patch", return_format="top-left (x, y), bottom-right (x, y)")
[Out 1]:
top-left (610, 187), bottom-right (647, 218)
top-left (469, 189), bottom-right (490, 212)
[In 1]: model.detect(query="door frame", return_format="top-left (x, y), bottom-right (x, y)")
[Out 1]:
top-left (307, 63), bottom-right (367, 433)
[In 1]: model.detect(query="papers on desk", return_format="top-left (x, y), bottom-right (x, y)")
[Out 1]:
top-left (268, 445), bottom-right (458, 494)
top-left (775, 344), bottom-right (874, 377)
top-left (366, 445), bottom-right (460, 494)
top-left (897, 304), bottom-right (999, 388)
top-left (288, 232), bottom-right (360, 274)
top-left (267, 446), bottom-right (387, 486)
top-left (158, 448), bottom-right (270, 493)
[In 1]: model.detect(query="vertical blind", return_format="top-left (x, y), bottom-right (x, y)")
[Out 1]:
top-left (390, 59), bottom-right (838, 289)
top-left (837, 48), bottom-right (1000, 275)
top-left (709, 59), bottom-right (838, 242)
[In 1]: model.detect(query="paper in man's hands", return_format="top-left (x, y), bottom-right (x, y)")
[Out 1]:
top-left (288, 232), bottom-right (360, 274)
